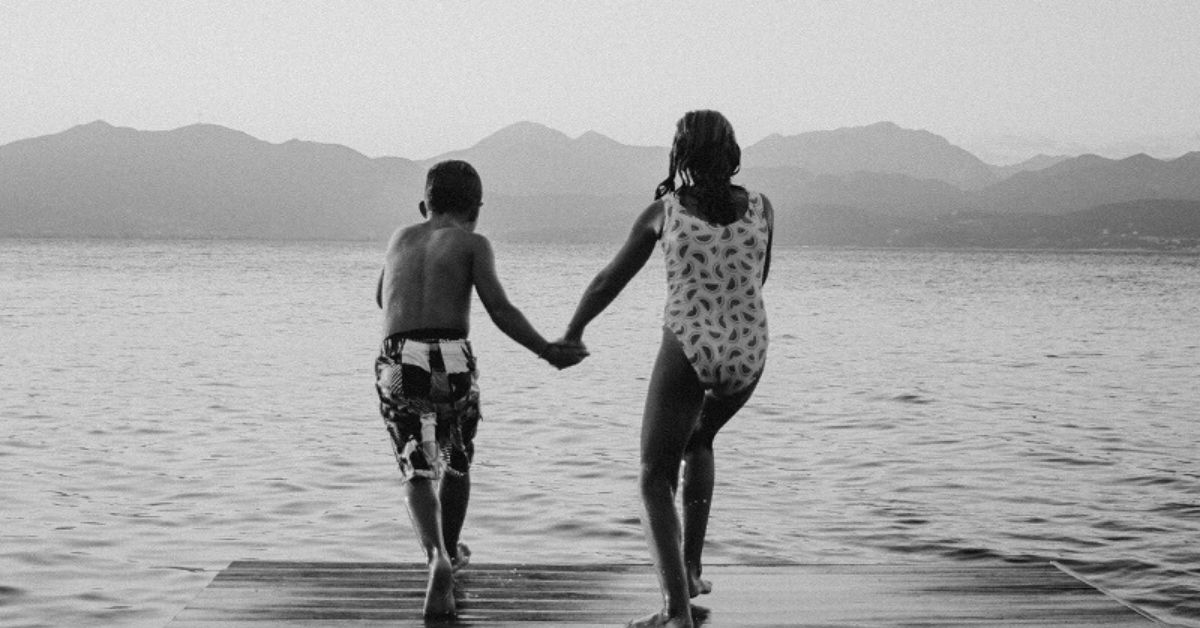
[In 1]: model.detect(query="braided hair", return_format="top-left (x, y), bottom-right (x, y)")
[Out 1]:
top-left (654, 110), bottom-right (742, 224)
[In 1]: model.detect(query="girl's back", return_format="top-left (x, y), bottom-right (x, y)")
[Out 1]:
top-left (659, 187), bottom-right (769, 396)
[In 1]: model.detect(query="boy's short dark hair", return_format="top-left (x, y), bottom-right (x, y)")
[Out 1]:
top-left (425, 160), bottom-right (482, 217)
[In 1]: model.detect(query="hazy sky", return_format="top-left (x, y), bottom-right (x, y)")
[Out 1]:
top-left (3, 1), bottom-right (1199, 162)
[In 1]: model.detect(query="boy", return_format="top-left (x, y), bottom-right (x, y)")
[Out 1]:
top-left (374, 160), bottom-right (585, 617)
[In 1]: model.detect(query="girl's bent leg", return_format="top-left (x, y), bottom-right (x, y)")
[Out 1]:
top-left (635, 328), bottom-right (706, 627)
top-left (681, 443), bottom-right (714, 597)
top-left (683, 380), bottom-right (758, 597)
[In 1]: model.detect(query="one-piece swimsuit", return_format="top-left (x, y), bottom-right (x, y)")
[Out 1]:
top-left (660, 190), bottom-right (769, 397)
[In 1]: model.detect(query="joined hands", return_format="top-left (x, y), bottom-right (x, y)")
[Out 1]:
top-left (541, 338), bottom-right (589, 370)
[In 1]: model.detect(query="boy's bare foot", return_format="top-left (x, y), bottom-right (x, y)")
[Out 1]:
top-left (626, 610), bottom-right (693, 628)
top-left (422, 556), bottom-right (456, 619)
top-left (687, 571), bottom-right (712, 597)
top-left (450, 542), bottom-right (471, 572)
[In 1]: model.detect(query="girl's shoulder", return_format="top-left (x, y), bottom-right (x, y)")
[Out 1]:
top-left (672, 186), bottom-right (752, 225)
top-left (735, 187), bottom-right (766, 211)
top-left (635, 197), bottom-right (669, 237)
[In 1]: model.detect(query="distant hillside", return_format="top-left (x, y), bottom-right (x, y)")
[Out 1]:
top-left (743, 121), bottom-right (998, 190)
top-left (422, 122), bottom-right (666, 196)
top-left (896, 199), bottom-right (1200, 249)
top-left (739, 166), bottom-right (972, 219)
top-left (1042, 199), bottom-right (1200, 247)
top-left (978, 152), bottom-right (1200, 215)
top-left (475, 192), bottom-right (647, 243)
top-left (2, 120), bottom-right (1199, 249)
top-left (0, 121), bottom-right (423, 239)
top-left (987, 154), bottom-right (1072, 179)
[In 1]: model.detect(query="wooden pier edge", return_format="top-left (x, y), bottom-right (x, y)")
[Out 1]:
top-left (169, 560), bottom-right (1168, 627)
top-left (1051, 561), bottom-right (1168, 626)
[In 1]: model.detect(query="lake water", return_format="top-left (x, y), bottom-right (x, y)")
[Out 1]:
top-left (2, 238), bottom-right (1198, 627)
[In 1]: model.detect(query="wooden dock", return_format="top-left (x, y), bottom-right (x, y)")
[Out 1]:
top-left (169, 561), bottom-right (1163, 627)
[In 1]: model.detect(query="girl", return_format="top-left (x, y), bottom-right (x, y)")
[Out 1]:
top-left (563, 110), bottom-right (774, 628)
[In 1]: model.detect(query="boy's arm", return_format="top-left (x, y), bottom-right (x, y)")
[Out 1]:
top-left (563, 201), bottom-right (661, 342)
top-left (470, 235), bottom-right (552, 358)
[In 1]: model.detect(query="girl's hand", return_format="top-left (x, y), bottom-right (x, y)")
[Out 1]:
top-left (543, 339), bottom-right (589, 369)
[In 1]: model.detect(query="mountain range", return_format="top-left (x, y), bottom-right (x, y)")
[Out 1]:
top-left (2, 120), bottom-right (1199, 249)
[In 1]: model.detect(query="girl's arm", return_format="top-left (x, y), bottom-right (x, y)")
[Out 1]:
top-left (564, 201), bottom-right (664, 342)
top-left (762, 194), bottom-right (774, 285)
top-left (375, 267), bottom-right (384, 308)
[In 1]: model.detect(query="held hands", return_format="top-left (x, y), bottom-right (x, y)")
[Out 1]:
top-left (540, 338), bottom-right (589, 370)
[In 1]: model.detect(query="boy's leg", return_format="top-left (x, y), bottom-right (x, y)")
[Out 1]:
top-left (403, 478), bottom-right (455, 618)
top-left (438, 469), bottom-right (471, 570)
top-left (681, 381), bottom-right (758, 598)
top-left (441, 387), bottom-right (479, 571)
top-left (629, 328), bottom-right (706, 628)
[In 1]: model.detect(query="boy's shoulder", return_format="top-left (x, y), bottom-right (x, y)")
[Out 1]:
top-left (386, 224), bottom-right (419, 253)
top-left (388, 223), bottom-right (488, 254)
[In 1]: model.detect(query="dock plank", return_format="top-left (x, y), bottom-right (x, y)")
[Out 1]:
top-left (169, 561), bottom-right (1162, 627)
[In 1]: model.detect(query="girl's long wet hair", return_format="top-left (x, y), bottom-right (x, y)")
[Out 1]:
top-left (654, 110), bottom-right (742, 224)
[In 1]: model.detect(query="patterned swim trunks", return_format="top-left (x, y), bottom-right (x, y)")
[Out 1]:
top-left (375, 330), bottom-right (480, 483)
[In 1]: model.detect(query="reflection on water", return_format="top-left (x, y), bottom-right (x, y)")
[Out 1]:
top-left (2, 239), bottom-right (1198, 627)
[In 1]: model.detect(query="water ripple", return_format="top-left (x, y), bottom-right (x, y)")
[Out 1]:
top-left (3, 242), bottom-right (1199, 627)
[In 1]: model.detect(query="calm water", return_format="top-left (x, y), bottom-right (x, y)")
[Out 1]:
top-left (2, 238), bottom-right (1198, 627)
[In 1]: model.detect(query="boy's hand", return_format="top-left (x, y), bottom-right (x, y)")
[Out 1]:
top-left (542, 339), bottom-right (589, 370)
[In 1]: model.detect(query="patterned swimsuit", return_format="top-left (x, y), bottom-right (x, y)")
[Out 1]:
top-left (661, 190), bottom-right (769, 397)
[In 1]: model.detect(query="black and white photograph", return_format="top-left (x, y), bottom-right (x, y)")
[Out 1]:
top-left (2, 2), bottom-right (1198, 626)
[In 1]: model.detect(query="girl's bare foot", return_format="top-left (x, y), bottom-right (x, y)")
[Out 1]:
top-left (450, 542), bottom-right (471, 572)
top-left (687, 571), bottom-right (712, 597)
top-left (422, 556), bottom-right (456, 619)
top-left (626, 610), bottom-right (693, 628)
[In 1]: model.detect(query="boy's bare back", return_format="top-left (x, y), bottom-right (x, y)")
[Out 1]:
top-left (376, 158), bottom-right (585, 367)
top-left (380, 221), bottom-right (480, 338)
